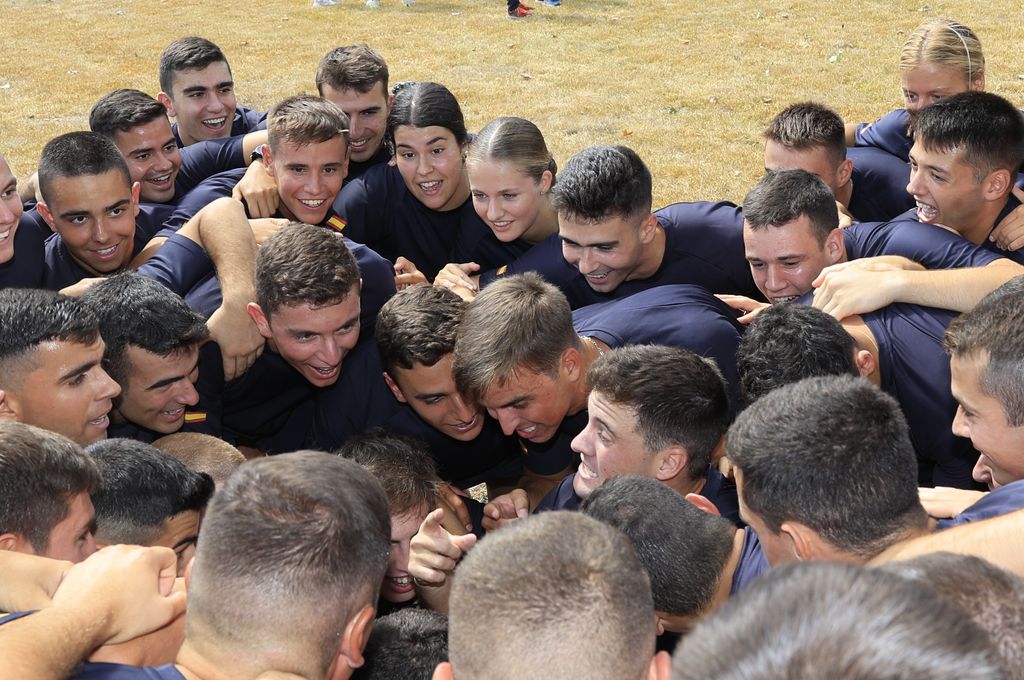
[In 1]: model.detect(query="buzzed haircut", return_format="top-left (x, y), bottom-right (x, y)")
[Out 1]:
top-left (0, 288), bottom-right (100, 391)
top-left (375, 285), bottom-right (464, 373)
top-left (81, 272), bottom-right (209, 387)
top-left (737, 302), bottom-right (858, 405)
top-left (764, 101), bottom-right (846, 165)
top-left (581, 475), bottom-right (734, 622)
top-left (453, 272), bottom-right (580, 403)
top-left (727, 376), bottom-right (928, 561)
top-left (315, 44), bottom-right (390, 95)
top-left (337, 430), bottom-right (439, 518)
top-left (89, 88), bottom-right (170, 138)
top-left (912, 91), bottom-right (1024, 180)
top-left (551, 144), bottom-right (652, 222)
top-left (152, 432), bottom-right (245, 487)
top-left (882, 552), bottom-right (1024, 679)
top-left (588, 345), bottom-right (729, 479)
top-left (159, 36), bottom-right (230, 94)
top-left (944, 282), bottom-right (1024, 425)
top-left (742, 168), bottom-right (839, 243)
top-left (672, 561), bottom-right (1006, 680)
top-left (267, 94), bottom-right (349, 153)
top-left (448, 512), bottom-right (655, 680)
top-left (36, 132), bottom-right (132, 204)
top-left (187, 452), bottom-right (390, 669)
top-left (0, 421), bottom-right (100, 553)
top-left (255, 223), bottom-right (361, 317)
top-left (86, 438), bottom-right (214, 546)
top-left (354, 609), bottom-right (448, 680)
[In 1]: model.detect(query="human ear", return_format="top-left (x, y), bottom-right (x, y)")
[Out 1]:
top-left (247, 303), bottom-right (273, 340)
top-left (383, 372), bottom-right (408, 404)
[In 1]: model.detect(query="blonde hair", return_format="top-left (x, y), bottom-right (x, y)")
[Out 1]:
top-left (899, 19), bottom-right (984, 85)
top-left (466, 116), bottom-right (556, 184)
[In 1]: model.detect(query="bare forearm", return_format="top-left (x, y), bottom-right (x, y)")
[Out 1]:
top-left (0, 605), bottom-right (105, 680)
top-left (191, 197), bottom-right (257, 302)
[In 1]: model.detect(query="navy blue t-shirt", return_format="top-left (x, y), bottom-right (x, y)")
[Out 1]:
top-left (172, 104), bottom-right (266, 148)
top-left (893, 193), bottom-right (1024, 265)
top-left (730, 526), bottom-right (770, 594)
top-left (480, 201), bottom-right (762, 308)
top-left (347, 142), bottom-right (391, 182)
top-left (571, 284), bottom-right (745, 413)
top-left (0, 212), bottom-right (50, 288)
top-left (519, 408), bottom-right (587, 478)
top-left (846, 146), bottom-right (915, 222)
top-left (332, 163), bottom-right (531, 281)
top-left (854, 109), bottom-right (912, 161)
top-left (937, 479), bottom-right (1024, 529)
top-left (73, 662), bottom-right (185, 679)
top-left (843, 216), bottom-right (1003, 269)
top-left (42, 222), bottom-right (157, 291)
top-left (170, 137), bottom-right (247, 204)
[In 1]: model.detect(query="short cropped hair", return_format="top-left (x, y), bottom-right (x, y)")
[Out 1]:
top-left (86, 438), bottom-right (214, 546)
top-left (449, 512), bottom-right (655, 680)
top-left (912, 91), bottom-right (1024, 181)
top-left (81, 273), bottom-right (209, 387)
top-left (737, 303), bottom-right (858, 405)
top-left (255, 223), bottom-right (361, 318)
top-left (267, 94), bottom-right (350, 154)
top-left (0, 422), bottom-right (100, 553)
top-left (944, 278), bottom-right (1024, 426)
top-left (588, 345), bottom-right (729, 479)
top-left (883, 552), bottom-right (1024, 679)
top-left (742, 168), bottom-right (839, 243)
top-left (387, 82), bottom-right (468, 148)
top-left (159, 37), bottom-right (230, 94)
top-left (672, 561), bottom-right (1005, 680)
top-left (551, 144), bottom-right (652, 222)
top-left (315, 44), bottom-right (390, 95)
top-left (764, 101), bottom-right (846, 166)
top-left (0, 288), bottom-right (100, 392)
top-left (354, 609), bottom-right (448, 680)
top-left (89, 89), bottom-right (169, 138)
top-left (453, 273), bottom-right (580, 403)
top-left (152, 432), bottom-right (246, 487)
top-left (375, 285), bottom-right (464, 373)
top-left (187, 452), bottom-right (390, 670)
top-left (581, 475), bottom-right (734, 621)
top-left (337, 431), bottom-right (440, 518)
top-left (37, 132), bottom-right (132, 205)
top-left (727, 376), bottom-right (928, 561)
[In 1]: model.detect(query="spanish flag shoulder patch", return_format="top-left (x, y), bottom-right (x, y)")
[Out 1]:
top-left (326, 215), bottom-right (346, 233)
top-left (184, 412), bottom-right (208, 424)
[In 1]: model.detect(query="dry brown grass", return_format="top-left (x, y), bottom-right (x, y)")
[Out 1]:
top-left (1, 0), bottom-right (1021, 207)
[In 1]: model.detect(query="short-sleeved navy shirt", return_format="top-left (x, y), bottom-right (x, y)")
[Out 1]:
top-left (347, 142), bottom-right (391, 182)
top-left (42, 222), bottom-right (157, 291)
top-left (937, 480), bottom-right (1024, 529)
top-left (892, 193), bottom-right (1024, 265)
top-left (854, 109), bottom-right (912, 161)
top-left (730, 526), bottom-right (770, 594)
top-left (843, 216), bottom-right (1004, 269)
top-left (170, 137), bottom-right (247, 204)
top-left (73, 662), bottom-right (185, 679)
top-left (171, 104), bottom-right (266, 148)
top-left (846, 146), bottom-right (915, 222)
top-left (480, 201), bottom-right (762, 308)
top-left (0, 212), bottom-right (50, 288)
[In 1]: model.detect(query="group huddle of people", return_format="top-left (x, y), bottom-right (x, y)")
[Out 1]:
top-left (3, 16), bottom-right (1024, 679)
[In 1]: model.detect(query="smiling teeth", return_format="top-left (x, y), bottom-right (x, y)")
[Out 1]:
top-left (419, 181), bottom-right (441, 191)
top-left (315, 366), bottom-right (335, 374)
top-left (389, 576), bottom-right (412, 585)
top-left (150, 174), bottom-right (171, 183)
top-left (0, 229), bottom-right (10, 241)
top-left (162, 406), bottom-right (185, 416)
top-left (96, 246), bottom-right (117, 256)
top-left (916, 202), bottom-right (939, 220)
top-left (300, 199), bottom-right (325, 207)
top-left (350, 138), bottom-right (369, 148)
top-left (203, 117), bottom-right (226, 126)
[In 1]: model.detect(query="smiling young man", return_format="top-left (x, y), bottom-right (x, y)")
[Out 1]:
top-left (0, 149), bottom-right (52, 289)
top-left (157, 36), bottom-right (266, 148)
top-left (0, 288), bottom-right (120, 446)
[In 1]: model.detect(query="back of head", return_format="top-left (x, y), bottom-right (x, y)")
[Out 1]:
top-left (466, 116), bottom-right (556, 183)
top-left (376, 285), bottom-right (464, 373)
top-left (316, 44), bottom-right (390, 95)
top-left (387, 82), bottom-right (467, 147)
top-left (89, 88), bottom-right (169, 138)
top-left (764, 101), bottom-right (846, 165)
top-left (901, 18), bottom-right (984, 83)
top-left (37, 132), bottom-right (132, 205)
top-left (737, 302), bottom-right (858, 405)
top-left (452, 272), bottom-right (578, 403)
top-left (449, 511), bottom-right (655, 680)
top-left (912, 92), bottom-right (1024, 179)
top-left (727, 375), bottom-right (927, 561)
top-left (672, 561), bottom-right (1005, 680)
top-left (159, 36), bottom-right (229, 94)
top-left (588, 345), bottom-right (729, 478)
top-left (152, 432), bottom-right (245, 487)
top-left (186, 451), bottom-right (390, 672)
top-left (0, 421), bottom-right (99, 554)
top-left (581, 475), bottom-right (734, 622)
top-left (551, 144), bottom-right (651, 222)
top-left (0, 288), bottom-right (100, 390)
top-left (945, 277), bottom-right (1024, 426)
top-left (337, 430), bottom-right (440, 517)
top-left (353, 609), bottom-right (448, 680)
top-left (81, 272), bottom-right (209, 387)
top-left (267, 94), bottom-right (350, 153)
top-left (742, 168), bottom-right (838, 239)
top-left (255, 223), bottom-right (360, 317)
top-left (85, 438), bottom-right (214, 546)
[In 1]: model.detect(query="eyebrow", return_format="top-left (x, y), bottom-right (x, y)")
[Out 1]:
top-left (58, 198), bottom-right (132, 221)
top-left (180, 80), bottom-right (233, 95)
top-left (495, 394), bottom-right (530, 410)
top-left (593, 415), bottom-right (616, 437)
top-left (560, 236), bottom-right (619, 249)
top-left (747, 252), bottom-right (804, 263)
top-left (147, 357), bottom-right (200, 391)
top-left (59, 359), bottom-right (98, 385)
top-left (396, 136), bottom-right (448, 149)
top-left (414, 390), bottom-right (448, 401)
top-left (172, 534), bottom-right (199, 551)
